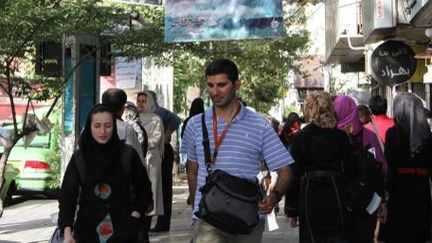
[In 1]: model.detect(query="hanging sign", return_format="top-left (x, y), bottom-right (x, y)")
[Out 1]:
top-left (164, 0), bottom-right (286, 43)
top-left (370, 40), bottom-right (416, 86)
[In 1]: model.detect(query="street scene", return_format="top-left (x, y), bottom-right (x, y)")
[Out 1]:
top-left (0, 187), bottom-right (299, 242)
top-left (1, 0), bottom-right (432, 243)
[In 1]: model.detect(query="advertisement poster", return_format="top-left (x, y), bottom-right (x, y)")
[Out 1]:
top-left (165, 0), bottom-right (286, 42)
top-left (115, 57), bottom-right (142, 89)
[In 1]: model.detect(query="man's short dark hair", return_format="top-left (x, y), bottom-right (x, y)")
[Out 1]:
top-left (205, 58), bottom-right (239, 83)
top-left (368, 95), bottom-right (387, 115)
top-left (102, 88), bottom-right (127, 112)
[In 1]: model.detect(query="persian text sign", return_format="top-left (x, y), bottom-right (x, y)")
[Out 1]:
top-left (370, 40), bottom-right (416, 86)
top-left (164, 0), bottom-right (286, 42)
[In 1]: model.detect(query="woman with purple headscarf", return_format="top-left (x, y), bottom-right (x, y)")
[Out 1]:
top-left (383, 92), bottom-right (432, 242)
top-left (334, 95), bottom-right (387, 243)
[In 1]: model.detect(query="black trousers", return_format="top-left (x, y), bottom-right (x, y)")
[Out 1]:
top-left (154, 143), bottom-right (174, 230)
top-left (136, 216), bottom-right (152, 243)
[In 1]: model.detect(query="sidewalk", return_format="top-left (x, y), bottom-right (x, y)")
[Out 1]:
top-left (0, 186), bottom-right (299, 243)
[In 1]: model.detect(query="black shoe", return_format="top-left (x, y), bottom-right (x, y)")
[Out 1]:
top-left (149, 227), bottom-right (169, 232)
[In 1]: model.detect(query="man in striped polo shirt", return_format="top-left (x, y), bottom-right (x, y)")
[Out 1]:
top-left (181, 58), bottom-right (294, 243)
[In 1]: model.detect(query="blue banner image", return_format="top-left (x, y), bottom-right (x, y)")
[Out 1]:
top-left (164, 0), bottom-right (286, 42)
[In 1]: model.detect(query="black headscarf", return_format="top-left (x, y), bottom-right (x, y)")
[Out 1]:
top-left (393, 92), bottom-right (432, 154)
top-left (78, 104), bottom-right (122, 183)
top-left (181, 97), bottom-right (205, 138)
top-left (189, 97), bottom-right (205, 117)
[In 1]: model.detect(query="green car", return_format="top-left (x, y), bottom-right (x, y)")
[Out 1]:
top-left (0, 161), bottom-right (19, 209)
top-left (0, 130), bottom-right (59, 198)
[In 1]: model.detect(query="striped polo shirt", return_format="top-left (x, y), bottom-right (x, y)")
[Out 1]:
top-left (180, 102), bottom-right (294, 217)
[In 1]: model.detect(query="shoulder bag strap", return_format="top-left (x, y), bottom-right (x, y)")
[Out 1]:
top-left (201, 113), bottom-right (212, 172)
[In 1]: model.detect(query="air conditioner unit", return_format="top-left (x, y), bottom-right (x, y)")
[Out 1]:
top-left (362, 0), bottom-right (397, 43)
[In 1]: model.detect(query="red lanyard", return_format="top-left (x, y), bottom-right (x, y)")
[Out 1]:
top-left (212, 104), bottom-right (241, 163)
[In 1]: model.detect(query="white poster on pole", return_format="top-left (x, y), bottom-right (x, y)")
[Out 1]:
top-left (115, 57), bottom-right (142, 89)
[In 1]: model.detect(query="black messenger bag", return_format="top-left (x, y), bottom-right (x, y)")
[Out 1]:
top-left (194, 114), bottom-right (260, 234)
top-left (196, 169), bottom-right (260, 234)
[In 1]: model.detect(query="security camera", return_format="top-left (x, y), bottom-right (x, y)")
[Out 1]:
top-left (426, 28), bottom-right (432, 38)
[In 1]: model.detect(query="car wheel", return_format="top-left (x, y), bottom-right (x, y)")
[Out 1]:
top-left (4, 182), bottom-right (16, 207)
top-left (44, 187), bottom-right (59, 199)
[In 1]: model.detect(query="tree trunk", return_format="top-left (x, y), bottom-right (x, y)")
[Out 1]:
top-left (0, 144), bottom-right (13, 218)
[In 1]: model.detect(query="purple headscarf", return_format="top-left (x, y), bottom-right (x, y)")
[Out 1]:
top-left (333, 95), bottom-right (363, 135)
top-left (334, 95), bottom-right (388, 174)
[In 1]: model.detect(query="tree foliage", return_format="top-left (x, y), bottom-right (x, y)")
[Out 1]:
top-left (0, 0), bottom-right (135, 215)
top-left (0, 0), bottom-right (312, 214)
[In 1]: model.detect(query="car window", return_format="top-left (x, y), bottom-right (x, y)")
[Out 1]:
top-left (0, 129), bottom-right (51, 150)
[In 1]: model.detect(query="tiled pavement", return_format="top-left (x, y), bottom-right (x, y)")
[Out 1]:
top-left (0, 186), bottom-right (299, 243)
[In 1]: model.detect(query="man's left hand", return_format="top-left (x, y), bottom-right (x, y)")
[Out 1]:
top-left (258, 192), bottom-right (279, 214)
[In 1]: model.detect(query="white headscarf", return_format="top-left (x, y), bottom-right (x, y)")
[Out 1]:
top-left (139, 90), bottom-right (157, 125)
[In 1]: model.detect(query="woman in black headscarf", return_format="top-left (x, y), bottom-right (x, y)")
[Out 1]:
top-left (384, 92), bottom-right (432, 243)
top-left (180, 97), bottom-right (204, 139)
top-left (58, 104), bottom-right (152, 243)
top-left (180, 97), bottom-right (205, 205)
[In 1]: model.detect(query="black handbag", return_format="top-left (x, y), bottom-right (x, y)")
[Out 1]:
top-left (194, 114), bottom-right (260, 234)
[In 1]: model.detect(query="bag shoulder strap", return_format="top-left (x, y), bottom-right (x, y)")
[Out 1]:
top-left (201, 113), bottom-right (211, 163)
top-left (135, 121), bottom-right (148, 156)
top-left (201, 113), bottom-right (212, 168)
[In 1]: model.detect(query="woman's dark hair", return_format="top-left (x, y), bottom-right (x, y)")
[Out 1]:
top-left (136, 91), bottom-right (148, 98)
top-left (282, 112), bottom-right (301, 135)
top-left (368, 95), bottom-right (387, 115)
top-left (358, 104), bottom-right (372, 124)
top-left (205, 58), bottom-right (239, 83)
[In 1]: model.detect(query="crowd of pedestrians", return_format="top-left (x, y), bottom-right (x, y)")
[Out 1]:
top-left (55, 58), bottom-right (432, 243)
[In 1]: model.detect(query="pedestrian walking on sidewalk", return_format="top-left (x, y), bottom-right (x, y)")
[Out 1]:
top-left (58, 104), bottom-right (153, 243)
top-left (334, 95), bottom-right (387, 243)
top-left (383, 92), bottom-right (432, 243)
top-left (148, 90), bottom-right (181, 233)
top-left (181, 58), bottom-right (294, 243)
top-left (287, 91), bottom-right (357, 242)
top-left (137, 90), bottom-right (165, 243)
top-left (180, 97), bottom-right (205, 206)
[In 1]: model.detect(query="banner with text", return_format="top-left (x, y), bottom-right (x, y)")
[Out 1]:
top-left (164, 0), bottom-right (285, 43)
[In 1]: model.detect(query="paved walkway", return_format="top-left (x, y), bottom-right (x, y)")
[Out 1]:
top-left (0, 186), bottom-right (299, 243)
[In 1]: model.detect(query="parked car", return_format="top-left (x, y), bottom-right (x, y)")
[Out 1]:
top-left (0, 158), bottom-right (19, 210)
top-left (0, 128), bottom-right (59, 198)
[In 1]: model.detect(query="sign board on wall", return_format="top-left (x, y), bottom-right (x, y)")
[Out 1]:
top-left (164, 0), bottom-right (286, 42)
top-left (115, 57), bottom-right (142, 89)
top-left (370, 40), bottom-right (416, 86)
top-left (141, 57), bottom-right (174, 111)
